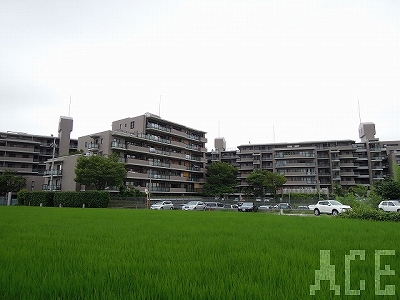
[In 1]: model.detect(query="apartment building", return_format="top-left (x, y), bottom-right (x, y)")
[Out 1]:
top-left (76, 113), bottom-right (207, 195)
top-left (207, 123), bottom-right (400, 194)
top-left (0, 116), bottom-right (77, 191)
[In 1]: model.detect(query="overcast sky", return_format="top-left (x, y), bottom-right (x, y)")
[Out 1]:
top-left (1, 0), bottom-right (399, 150)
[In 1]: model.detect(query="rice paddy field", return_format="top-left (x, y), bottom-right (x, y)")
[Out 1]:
top-left (1, 206), bottom-right (399, 299)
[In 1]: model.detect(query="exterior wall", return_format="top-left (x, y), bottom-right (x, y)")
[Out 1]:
top-left (58, 116), bottom-right (73, 156)
top-left (220, 138), bottom-right (400, 194)
top-left (0, 128), bottom-right (78, 191)
top-left (43, 155), bottom-right (80, 191)
top-left (74, 113), bottom-right (208, 195)
top-left (78, 131), bottom-right (114, 156)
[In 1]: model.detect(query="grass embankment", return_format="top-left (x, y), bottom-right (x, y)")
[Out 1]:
top-left (0, 206), bottom-right (399, 299)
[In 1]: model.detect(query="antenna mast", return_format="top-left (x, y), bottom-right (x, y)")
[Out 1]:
top-left (68, 96), bottom-right (72, 117)
top-left (358, 100), bottom-right (362, 124)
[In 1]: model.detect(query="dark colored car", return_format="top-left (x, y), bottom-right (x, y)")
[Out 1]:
top-left (274, 203), bottom-right (292, 210)
top-left (205, 202), bottom-right (225, 210)
top-left (238, 202), bottom-right (258, 212)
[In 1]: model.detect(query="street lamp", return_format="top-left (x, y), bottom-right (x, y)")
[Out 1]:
top-left (49, 135), bottom-right (56, 191)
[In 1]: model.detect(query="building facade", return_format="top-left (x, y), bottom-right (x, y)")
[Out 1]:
top-left (207, 123), bottom-right (400, 195)
top-left (0, 116), bottom-right (77, 191)
top-left (76, 113), bottom-right (207, 195)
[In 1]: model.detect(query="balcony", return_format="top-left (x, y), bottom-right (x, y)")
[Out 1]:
top-left (0, 145), bottom-right (36, 153)
top-left (126, 171), bottom-right (148, 179)
top-left (88, 143), bottom-right (99, 151)
top-left (42, 184), bottom-right (61, 191)
top-left (170, 163), bottom-right (189, 171)
top-left (111, 141), bottom-right (126, 149)
top-left (43, 169), bottom-right (63, 176)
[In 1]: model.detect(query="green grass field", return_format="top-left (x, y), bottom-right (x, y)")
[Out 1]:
top-left (1, 206), bottom-right (399, 299)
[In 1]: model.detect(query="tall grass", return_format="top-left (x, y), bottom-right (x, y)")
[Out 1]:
top-left (0, 207), bottom-right (399, 299)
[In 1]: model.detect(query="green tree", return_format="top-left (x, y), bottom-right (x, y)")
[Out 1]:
top-left (394, 163), bottom-right (400, 183)
top-left (373, 177), bottom-right (400, 200)
top-left (0, 170), bottom-right (26, 196)
top-left (202, 162), bottom-right (238, 197)
top-left (246, 170), bottom-right (287, 198)
top-left (266, 171), bottom-right (287, 198)
top-left (75, 153), bottom-right (126, 190)
top-left (348, 184), bottom-right (369, 199)
top-left (246, 169), bottom-right (268, 198)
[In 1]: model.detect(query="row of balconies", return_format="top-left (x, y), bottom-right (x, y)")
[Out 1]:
top-left (127, 173), bottom-right (205, 183)
top-left (124, 125), bottom-right (207, 145)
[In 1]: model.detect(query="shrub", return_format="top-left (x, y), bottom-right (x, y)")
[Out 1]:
top-left (340, 206), bottom-right (400, 222)
top-left (17, 190), bottom-right (54, 206)
top-left (54, 191), bottom-right (110, 208)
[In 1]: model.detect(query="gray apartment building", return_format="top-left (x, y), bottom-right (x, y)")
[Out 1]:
top-left (0, 116), bottom-right (77, 192)
top-left (207, 123), bottom-right (400, 195)
top-left (75, 113), bottom-right (207, 195)
top-left (2, 114), bottom-right (399, 197)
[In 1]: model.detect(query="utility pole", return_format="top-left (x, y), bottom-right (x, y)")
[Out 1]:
top-left (49, 135), bottom-right (56, 191)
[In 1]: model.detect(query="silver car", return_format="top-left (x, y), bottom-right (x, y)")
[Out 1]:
top-left (378, 200), bottom-right (400, 212)
top-left (182, 201), bottom-right (206, 211)
top-left (150, 201), bottom-right (174, 210)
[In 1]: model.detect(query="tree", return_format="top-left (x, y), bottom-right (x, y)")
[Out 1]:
top-left (348, 184), bottom-right (369, 199)
top-left (246, 169), bottom-right (268, 198)
top-left (394, 163), bottom-right (400, 183)
top-left (246, 170), bottom-right (287, 198)
top-left (0, 170), bottom-right (26, 196)
top-left (373, 177), bottom-right (400, 200)
top-left (202, 162), bottom-right (238, 197)
top-left (75, 153), bottom-right (126, 190)
top-left (266, 171), bottom-right (287, 198)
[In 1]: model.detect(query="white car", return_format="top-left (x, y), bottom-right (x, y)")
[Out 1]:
top-left (182, 201), bottom-right (206, 211)
top-left (378, 200), bottom-right (400, 212)
top-left (150, 201), bottom-right (174, 210)
top-left (311, 200), bottom-right (352, 216)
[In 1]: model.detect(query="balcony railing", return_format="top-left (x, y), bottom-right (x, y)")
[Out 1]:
top-left (42, 184), bottom-right (61, 191)
top-left (43, 169), bottom-right (63, 176)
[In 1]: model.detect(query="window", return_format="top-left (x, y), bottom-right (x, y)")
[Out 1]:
top-left (31, 181), bottom-right (35, 191)
top-left (130, 121), bottom-right (135, 129)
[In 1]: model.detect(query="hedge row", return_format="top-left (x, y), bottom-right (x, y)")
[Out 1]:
top-left (17, 190), bottom-right (110, 208)
top-left (340, 208), bottom-right (400, 222)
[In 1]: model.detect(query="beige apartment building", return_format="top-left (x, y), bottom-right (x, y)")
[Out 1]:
top-left (75, 113), bottom-right (207, 195)
top-left (0, 116), bottom-right (77, 191)
top-left (207, 123), bottom-right (400, 195)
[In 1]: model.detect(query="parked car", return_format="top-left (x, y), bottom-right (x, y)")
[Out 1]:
top-left (225, 204), bottom-right (238, 209)
top-left (205, 202), bottom-right (225, 210)
top-left (258, 205), bottom-right (272, 211)
top-left (256, 197), bottom-right (262, 202)
top-left (311, 200), bottom-right (352, 216)
top-left (297, 205), bottom-right (309, 210)
top-left (238, 202), bottom-right (257, 212)
top-left (150, 201), bottom-right (174, 210)
top-left (182, 201), bottom-right (206, 211)
top-left (378, 200), bottom-right (400, 212)
top-left (273, 203), bottom-right (292, 210)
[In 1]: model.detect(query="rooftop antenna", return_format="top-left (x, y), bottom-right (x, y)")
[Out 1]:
top-left (159, 95), bottom-right (161, 117)
top-left (273, 125), bottom-right (275, 143)
top-left (68, 96), bottom-right (72, 117)
top-left (358, 100), bottom-right (362, 124)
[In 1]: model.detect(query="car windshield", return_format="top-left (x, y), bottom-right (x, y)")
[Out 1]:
top-left (392, 201), bottom-right (400, 206)
top-left (243, 202), bottom-right (253, 205)
top-left (187, 201), bottom-right (198, 205)
top-left (154, 202), bottom-right (163, 205)
top-left (330, 200), bottom-right (343, 206)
